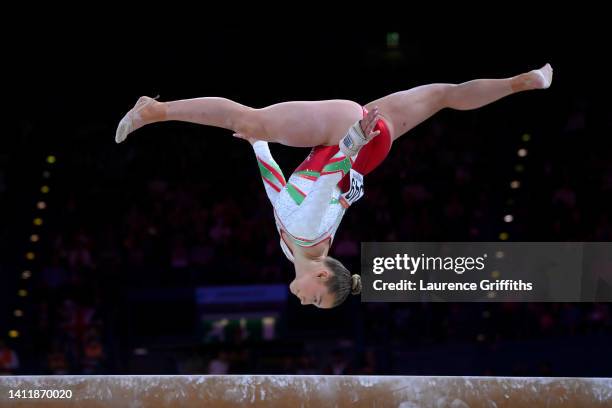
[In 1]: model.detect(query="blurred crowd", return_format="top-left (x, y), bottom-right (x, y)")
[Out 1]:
top-left (2, 69), bottom-right (611, 376)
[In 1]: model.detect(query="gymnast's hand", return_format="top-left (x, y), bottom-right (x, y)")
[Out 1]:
top-left (360, 106), bottom-right (382, 141)
top-left (232, 132), bottom-right (258, 145)
top-left (339, 106), bottom-right (383, 157)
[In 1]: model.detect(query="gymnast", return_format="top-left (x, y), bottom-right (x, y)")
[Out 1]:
top-left (116, 64), bottom-right (553, 308)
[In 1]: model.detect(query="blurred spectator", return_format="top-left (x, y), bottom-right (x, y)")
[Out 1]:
top-left (208, 351), bottom-right (230, 374)
top-left (0, 340), bottom-right (19, 375)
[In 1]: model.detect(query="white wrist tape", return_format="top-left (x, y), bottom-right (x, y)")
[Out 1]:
top-left (339, 121), bottom-right (368, 157)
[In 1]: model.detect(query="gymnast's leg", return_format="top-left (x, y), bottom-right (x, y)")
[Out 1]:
top-left (365, 64), bottom-right (553, 141)
top-left (116, 96), bottom-right (362, 148)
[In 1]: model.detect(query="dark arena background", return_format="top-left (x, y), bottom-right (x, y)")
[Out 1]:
top-left (1, 20), bottom-right (611, 406)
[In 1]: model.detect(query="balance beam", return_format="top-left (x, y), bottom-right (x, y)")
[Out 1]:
top-left (0, 375), bottom-right (610, 407)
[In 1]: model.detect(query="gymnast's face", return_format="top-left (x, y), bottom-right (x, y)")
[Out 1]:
top-left (289, 270), bottom-right (333, 309)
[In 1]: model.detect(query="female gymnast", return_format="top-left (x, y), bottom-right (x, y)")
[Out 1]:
top-left (116, 64), bottom-right (553, 308)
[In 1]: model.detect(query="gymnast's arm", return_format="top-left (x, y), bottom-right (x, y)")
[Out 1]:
top-left (236, 134), bottom-right (286, 205)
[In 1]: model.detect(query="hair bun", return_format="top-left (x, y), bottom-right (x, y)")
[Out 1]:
top-left (350, 274), bottom-right (362, 295)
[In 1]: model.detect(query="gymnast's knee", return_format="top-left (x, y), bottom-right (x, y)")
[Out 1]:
top-left (233, 108), bottom-right (267, 138)
top-left (438, 83), bottom-right (458, 109)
